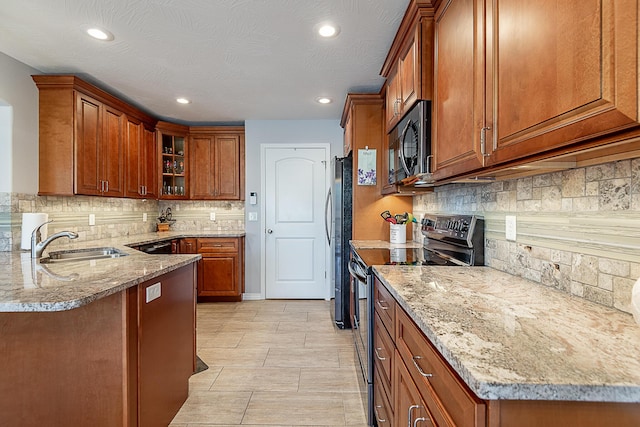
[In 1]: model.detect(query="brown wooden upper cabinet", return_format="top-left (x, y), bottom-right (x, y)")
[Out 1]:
top-left (33, 75), bottom-right (157, 197)
top-left (432, 0), bottom-right (640, 180)
top-left (158, 121), bottom-right (189, 199)
top-left (189, 127), bottom-right (245, 201)
top-left (124, 116), bottom-right (157, 199)
top-left (381, 2), bottom-right (434, 134)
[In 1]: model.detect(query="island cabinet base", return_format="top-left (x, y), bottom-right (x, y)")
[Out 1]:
top-left (487, 400), bottom-right (640, 427)
top-left (0, 263), bottom-right (196, 427)
top-left (373, 275), bottom-right (640, 427)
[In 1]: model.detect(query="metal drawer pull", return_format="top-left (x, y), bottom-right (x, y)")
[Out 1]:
top-left (374, 347), bottom-right (386, 361)
top-left (412, 356), bottom-right (433, 378)
top-left (408, 404), bottom-right (420, 427)
top-left (374, 405), bottom-right (386, 424)
top-left (376, 300), bottom-right (389, 310)
top-left (413, 417), bottom-right (428, 427)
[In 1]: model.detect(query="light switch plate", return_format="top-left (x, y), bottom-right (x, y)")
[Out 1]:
top-left (146, 282), bottom-right (161, 303)
top-left (505, 215), bottom-right (517, 241)
top-left (210, 212), bottom-right (216, 221)
top-left (143, 213), bottom-right (147, 222)
top-left (249, 212), bottom-right (258, 221)
top-left (89, 213), bottom-right (95, 226)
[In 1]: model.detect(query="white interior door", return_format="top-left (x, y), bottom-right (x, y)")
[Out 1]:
top-left (264, 146), bottom-right (328, 299)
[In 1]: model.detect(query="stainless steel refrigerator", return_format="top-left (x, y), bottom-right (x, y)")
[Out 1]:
top-left (328, 154), bottom-right (352, 329)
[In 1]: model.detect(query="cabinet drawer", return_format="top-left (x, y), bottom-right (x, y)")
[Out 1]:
top-left (374, 367), bottom-right (394, 427)
top-left (396, 308), bottom-right (486, 427)
top-left (374, 277), bottom-right (395, 336)
top-left (196, 237), bottom-right (239, 253)
top-left (374, 312), bottom-right (394, 403)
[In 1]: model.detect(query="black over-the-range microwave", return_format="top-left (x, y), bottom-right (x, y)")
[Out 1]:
top-left (387, 100), bottom-right (433, 186)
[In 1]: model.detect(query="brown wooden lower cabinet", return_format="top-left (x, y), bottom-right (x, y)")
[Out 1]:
top-left (196, 237), bottom-right (245, 302)
top-left (395, 355), bottom-right (436, 427)
top-left (374, 275), bottom-right (640, 427)
top-left (374, 366), bottom-right (395, 427)
top-left (0, 263), bottom-right (196, 427)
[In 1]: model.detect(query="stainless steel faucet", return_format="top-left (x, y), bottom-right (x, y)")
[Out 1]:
top-left (31, 220), bottom-right (79, 259)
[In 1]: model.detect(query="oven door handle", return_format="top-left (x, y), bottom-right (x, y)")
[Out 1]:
top-left (429, 249), bottom-right (469, 267)
top-left (348, 260), bottom-right (367, 283)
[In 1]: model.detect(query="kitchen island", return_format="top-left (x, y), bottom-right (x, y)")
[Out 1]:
top-left (0, 231), bottom-right (241, 427)
top-left (370, 260), bottom-right (640, 426)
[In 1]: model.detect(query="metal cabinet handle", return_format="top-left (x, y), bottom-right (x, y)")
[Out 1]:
top-left (374, 347), bottom-right (386, 361)
top-left (480, 126), bottom-right (492, 158)
top-left (412, 356), bottom-right (433, 378)
top-left (394, 98), bottom-right (402, 116)
top-left (408, 404), bottom-right (420, 427)
top-left (374, 405), bottom-right (386, 424)
top-left (413, 417), bottom-right (428, 427)
top-left (104, 180), bottom-right (109, 193)
top-left (376, 300), bottom-right (389, 311)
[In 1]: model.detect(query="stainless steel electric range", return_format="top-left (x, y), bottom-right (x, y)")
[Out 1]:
top-left (349, 214), bottom-right (485, 426)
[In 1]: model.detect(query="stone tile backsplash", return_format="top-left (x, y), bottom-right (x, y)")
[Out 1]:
top-left (414, 157), bottom-right (640, 315)
top-left (0, 193), bottom-right (245, 252)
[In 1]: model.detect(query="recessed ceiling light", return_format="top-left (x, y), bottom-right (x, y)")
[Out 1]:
top-left (318, 24), bottom-right (340, 38)
top-left (176, 98), bottom-right (191, 104)
top-left (86, 27), bottom-right (114, 41)
top-left (316, 97), bottom-right (333, 104)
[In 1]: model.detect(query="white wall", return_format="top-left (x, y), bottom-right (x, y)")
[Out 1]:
top-left (244, 120), bottom-right (344, 297)
top-left (0, 52), bottom-right (39, 194)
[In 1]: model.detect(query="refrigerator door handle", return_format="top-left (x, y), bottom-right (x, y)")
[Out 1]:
top-left (324, 187), bottom-right (332, 245)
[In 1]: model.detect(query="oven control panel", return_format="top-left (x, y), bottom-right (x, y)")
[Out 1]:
top-left (421, 214), bottom-right (477, 244)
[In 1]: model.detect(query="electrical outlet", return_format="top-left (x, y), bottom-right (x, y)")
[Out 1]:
top-left (210, 212), bottom-right (216, 221)
top-left (89, 213), bottom-right (95, 226)
top-left (145, 282), bottom-right (161, 303)
top-left (249, 212), bottom-right (258, 221)
top-left (143, 213), bottom-right (148, 222)
top-left (505, 215), bottom-right (517, 241)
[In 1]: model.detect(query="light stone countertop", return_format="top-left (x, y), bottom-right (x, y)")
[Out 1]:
top-left (0, 231), bottom-right (245, 312)
top-left (372, 264), bottom-right (640, 403)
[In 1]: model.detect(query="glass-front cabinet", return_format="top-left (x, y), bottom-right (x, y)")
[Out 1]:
top-left (156, 121), bottom-right (189, 199)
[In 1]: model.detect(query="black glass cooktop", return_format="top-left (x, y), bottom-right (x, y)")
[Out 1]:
top-left (354, 247), bottom-right (459, 267)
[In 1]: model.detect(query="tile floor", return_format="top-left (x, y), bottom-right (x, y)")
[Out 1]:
top-left (170, 300), bottom-right (368, 427)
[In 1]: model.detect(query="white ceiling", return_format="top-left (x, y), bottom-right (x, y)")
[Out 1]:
top-left (0, 0), bottom-right (410, 124)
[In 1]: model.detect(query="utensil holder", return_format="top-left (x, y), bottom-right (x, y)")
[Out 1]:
top-left (390, 223), bottom-right (406, 244)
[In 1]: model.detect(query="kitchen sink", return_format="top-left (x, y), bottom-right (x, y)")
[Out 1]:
top-left (40, 247), bottom-right (129, 263)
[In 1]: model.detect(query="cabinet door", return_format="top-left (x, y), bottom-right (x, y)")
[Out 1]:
top-left (432, 0), bottom-right (486, 180)
top-left (101, 105), bottom-right (125, 197)
top-left (395, 356), bottom-right (435, 427)
top-left (189, 134), bottom-right (215, 199)
top-left (214, 134), bottom-right (243, 200)
top-left (178, 238), bottom-right (197, 254)
top-left (190, 133), bottom-right (243, 200)
top-left (386, 69), bottom-right (402, 132)
top-left (343, 110), bottom-right (353, 155)
top-left (75, 93), bottom-right (103, 196)
top-left (487, 0), bottom-right (639, 166)
top-left (142, 127), bottom-right (158, 198)
top-left (198, 253), bottom-right (240, 297)
top-left (400, 38), bottom-right (418, 112)
top-left (124, 116), bottom-right (143, 198)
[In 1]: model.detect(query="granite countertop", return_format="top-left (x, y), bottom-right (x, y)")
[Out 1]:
top-left (0, 230), bottom-right (245, 313)
top-left (372, 264), bottom-right (640, 403)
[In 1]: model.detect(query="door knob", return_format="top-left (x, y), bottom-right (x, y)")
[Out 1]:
top-left (267, 229), bottom-right (273, 234)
